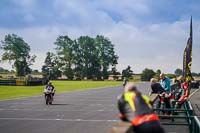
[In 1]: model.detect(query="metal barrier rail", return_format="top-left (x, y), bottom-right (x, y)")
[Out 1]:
top-left (192, 116), bottom-right (200, 133)
top-left (155, 100), bottom-right (200, 133)
top-left (186, 100), bottom-right (200, 133)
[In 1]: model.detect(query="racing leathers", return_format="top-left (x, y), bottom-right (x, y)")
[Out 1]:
top-left (118, 91), bottom-right (165, 133)
top-left (177, 82), bottom-right (189, 108)
top-left (44, 84), bottom-right (55, 100)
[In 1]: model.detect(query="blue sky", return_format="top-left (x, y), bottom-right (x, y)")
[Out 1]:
top-left (0, 0), bottom-right (200, 73)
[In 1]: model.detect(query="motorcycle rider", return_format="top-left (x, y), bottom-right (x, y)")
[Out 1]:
top-left (122, 77), bottom-right (127, 87)
top-left (44, 81), bottom-right (55, 101)
top-left (118, 83), bottom-right (165, 133)
top-left (175, 76), bottom-right (189, 108)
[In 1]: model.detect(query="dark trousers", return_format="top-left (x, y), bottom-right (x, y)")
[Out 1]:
top-left (164, 97), bottom-right (171, 114)
top-left (134, 121), bottom-right (165, 133)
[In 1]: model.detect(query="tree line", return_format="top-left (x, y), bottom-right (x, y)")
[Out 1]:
top-left (42, 35), bottom-right (118, 80)
top-left (0, 34), bottom-right (119, 80)
top-left (1, 34), bottom-right (200, 80)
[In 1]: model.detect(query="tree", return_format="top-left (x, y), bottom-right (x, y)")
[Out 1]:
top-left (166, 74), bottom-right (176, 79)
top-left (11, 70), bottom-right (15, 73)
top-left (42, 52), bottom-right (61, 79)
top-left (78, 36), bottom-right (99, 79)
top-left (32, 69), bottom-right (40, 74)
top-left (122, 66), bottom-right (133, 80)
top-left (109, 66), bottom-right (120, 80)
top-left (0, 34), bottom-right (36, 76)
top-left (78, 36), bottom-right (96, 79)
top-left (51, 35), bottom-right (119, 80)
top-left (0, 67), bottom-right (9, 73)
top-left (95, 35), bottom-right (118, 79)
top-left (174, 68), bottom-right (183, 76)
top-left (55, 36), bottom-right (75, 80)
top-left (141, 68), bottom-right (155, 81)
top-left (154, 69), bottom-right (161, 79)
top-left (73, 40), bottom-right (84, 80)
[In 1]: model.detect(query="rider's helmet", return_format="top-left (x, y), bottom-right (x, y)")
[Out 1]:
top-left (47, 82), bottom-right (52, 85)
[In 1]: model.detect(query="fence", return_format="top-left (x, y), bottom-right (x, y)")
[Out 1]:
top-left (155, 100), bottom-right (200, 133)
top-left (0, 79), bottom-right (16, 86)
top-left (0, 77), bottom-right (47, 86)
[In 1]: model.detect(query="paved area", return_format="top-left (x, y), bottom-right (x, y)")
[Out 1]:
top-left (0, 82), bottom-right (191, 133)
top-left (189, 88), bottom-right (200, 117)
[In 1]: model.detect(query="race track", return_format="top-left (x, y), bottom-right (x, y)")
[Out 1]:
top-left (0, 82), bottom-right (188, 133)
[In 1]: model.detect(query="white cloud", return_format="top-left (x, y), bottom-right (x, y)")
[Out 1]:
top-left (104, 20), bottom-right (200, 73)
top-left (1, 19), bottom-right (199, 73)
top-left (1, 0), bottom-right (200, 73)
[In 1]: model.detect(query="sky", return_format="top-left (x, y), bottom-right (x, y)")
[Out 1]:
top-left (0, 0), bottom-right (200, 73)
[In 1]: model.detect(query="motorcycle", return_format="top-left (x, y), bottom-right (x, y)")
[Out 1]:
top-left (44, 89), bottom-right (53, 105)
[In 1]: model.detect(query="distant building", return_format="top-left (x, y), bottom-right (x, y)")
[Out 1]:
top-left (58, 75), bottom-right (68, 79)
top-left (108, 75), bottom-right (122, 80)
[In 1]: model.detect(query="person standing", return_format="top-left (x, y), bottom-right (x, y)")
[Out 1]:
top-left (175, 76), bottom-right (189, 108)
top-left (150, 78), bottom-right (165, 109)
top-left (150, 78), bottom-right (165, 95)
top-left (160, 73), bottom-right (171, 92)
top-left (160, 73), bottom-right (172, 115)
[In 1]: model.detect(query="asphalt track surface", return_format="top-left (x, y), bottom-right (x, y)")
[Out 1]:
top-left (0, 82), bottom-right (188, 133)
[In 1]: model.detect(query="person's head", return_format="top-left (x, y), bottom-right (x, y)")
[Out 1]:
top-left (124, 83), bottom-right (138, 93)
top-left (47, 82), bottom-right (52, 85)
top-left (160, 73), bottom-right (165, 80)
top-left (150, 78), bottom-right (157, 84)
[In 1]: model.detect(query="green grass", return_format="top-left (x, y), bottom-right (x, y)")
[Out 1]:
top-left (0, 80), bottom-right (122, 100)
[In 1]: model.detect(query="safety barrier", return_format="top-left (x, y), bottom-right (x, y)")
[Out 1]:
top-left (0, 79), bottom-right (16, 86)
top-left (16, 79), bottom-right (26, 86)
top-left (0, 78), bottom-right (47, 86)
top-left (154, 100), bottom-right (200, 133)
top-left (192, 116), bottom-right (200, 133)
top-left (26, 80), bottom-right (45, 86)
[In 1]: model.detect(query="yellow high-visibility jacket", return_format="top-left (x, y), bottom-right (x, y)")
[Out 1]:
top-left (118, 92), bottom-right (153, 122)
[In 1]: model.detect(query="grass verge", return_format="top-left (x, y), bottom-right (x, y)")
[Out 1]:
top-left (0, 80), bottom-right (121, 100)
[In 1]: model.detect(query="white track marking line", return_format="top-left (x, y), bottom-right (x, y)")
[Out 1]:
top-left (189, 88), bottom-right (200, 99)
top-left (1, 103), bottom-right (115, 106)
top-left (0, 108), bottom-right (115, 112)
top-left (0, 117), bottom-right (118, 122)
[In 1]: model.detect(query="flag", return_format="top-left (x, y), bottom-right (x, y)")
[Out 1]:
top-left (183, 17), bottom-right (193, 82)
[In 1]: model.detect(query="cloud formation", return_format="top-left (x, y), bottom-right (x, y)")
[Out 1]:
top-left (0, 0), bottom-right (200, 73)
